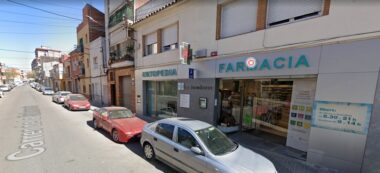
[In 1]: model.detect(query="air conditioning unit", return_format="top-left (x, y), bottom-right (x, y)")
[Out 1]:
top-left (195, 49), bottom-right (207, 59)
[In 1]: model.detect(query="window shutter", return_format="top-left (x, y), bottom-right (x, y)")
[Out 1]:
top-left (267, 0), bottom-right (323, 26)
top-left (221, 0), bottom-right (258, 38)
top-left (145, 32), bottom-right (157, 45)
top-left (162, 24), bottom-right (178, 46)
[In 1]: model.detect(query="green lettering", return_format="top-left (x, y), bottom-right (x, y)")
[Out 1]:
top-left (219, 64), bottom-right (225, 73)
top-left (259, 59), bottom-right (271, 70)
top-left (236, 62), bottom-right (245, 72)
top-left (274, 57), bottom-right (285, 69)
top-left (295, 55), bottom-right (310, 68)
top-left (226, 63), bottom-right (234, 73)
top-left (288, 56), bottom-right (293, 69)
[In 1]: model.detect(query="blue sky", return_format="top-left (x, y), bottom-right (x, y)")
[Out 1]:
top-left (0, 0), bottom-right (104, 71)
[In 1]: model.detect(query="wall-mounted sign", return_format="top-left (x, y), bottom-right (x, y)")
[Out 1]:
top-left (178, 82), bottom-right (184, 91)
top-left (180, 42), bottom-right (191, 65)
top-left (245, 57), bottom-right (257, 68)
top-left (142, 69), bottom-right (177, 77)
top-left (312, 101), bottom-right (372, 135)
top-left (180, 94), bottom-right (190, 108)
top-left (218, 55), bottom-right (310, 73)
top-left (286, 79), bottom-right (316, 152)
top-left (199, 97), bottom-right (207, 109)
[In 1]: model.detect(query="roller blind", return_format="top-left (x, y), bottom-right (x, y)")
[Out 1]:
top-left (267, 0), bottom-right (323, 26)
top-left (145, 32), bottom-right (157, 45)
top-left (221, 0), bottom-right (258, 38)
top-left (162, 24), bottom-right (178, 46)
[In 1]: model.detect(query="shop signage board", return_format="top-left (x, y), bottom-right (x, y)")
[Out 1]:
top-left (180, 94), bottom-right (190, 108)
top-left (286, 79), bottom-right (316, 152)
top-left (142, 69), bottom-right (177, 77)
top-left (312, 101), bottom-right (372, 135)
top-left (215, 46), bottom-right (321, 78)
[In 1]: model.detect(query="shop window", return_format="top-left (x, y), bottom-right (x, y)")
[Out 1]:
top-left (144, 32), bottom-right (158, 56)
top-left (146, 81), bottom-right (177, 119)
top-left (219, 0), bottom-right (258, 38)
top-left (161, 24), bottom-right (178, 52)
top-left (156, 123), bottom-right (174, 140)
top-left (267, 0), bottom-right (324, 27)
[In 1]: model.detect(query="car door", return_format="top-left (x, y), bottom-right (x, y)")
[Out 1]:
top-left (100, 110), bottom-right (112, 132)
top-left (173, 127), bottom-right (208, 173)
top-left (153, 123), bottom-right (182, 169)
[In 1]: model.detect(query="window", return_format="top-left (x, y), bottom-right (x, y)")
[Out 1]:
top-left (93, 57), bottom-right (98, 69)
top-left (144, 32), bottom-right (158, 56)
top-left (108, 4), bottom-right (134, 28)
top-left (177, 128), bottom-right (198, 149)
top-left (267, 0), bottom-right (323, 27)
top-left (220, 0), bottom-right (258, 38)
top-left (155, 123), bottom-right (174, 139)
top-left (161, 24), bottom-right (178, 52)
top-left (83, 85), bottom-right (86, 93)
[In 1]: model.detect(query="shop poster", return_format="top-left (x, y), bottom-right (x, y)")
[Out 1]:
top-left (286, 79), bottom-right (316, 152)
top-left (312, 101), bottom-right (372, 135)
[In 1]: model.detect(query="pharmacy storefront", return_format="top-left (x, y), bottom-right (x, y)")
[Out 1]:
top-left (136, 38), bottom-right (380, 172)
top-left (215, 47), bottom-right (320, 152)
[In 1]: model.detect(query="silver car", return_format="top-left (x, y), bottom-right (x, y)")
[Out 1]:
top-left (0, 90), bottom-right (3, 98)
top-left (52, 91), bottom-right (72, 103)
top-left (140, 117), bottom-right (277, 173)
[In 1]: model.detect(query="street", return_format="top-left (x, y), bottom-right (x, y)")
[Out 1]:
top-left (0, 85), bottom-right (175, 173)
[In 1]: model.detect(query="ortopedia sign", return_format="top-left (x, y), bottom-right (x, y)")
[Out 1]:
top-left (218, 55), bottom-right (310, 73)
top-left (142, 69), bottom-right (177, 78)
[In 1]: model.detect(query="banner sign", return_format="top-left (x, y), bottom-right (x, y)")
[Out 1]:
top-left (312, 101), bottom-right (372, 135)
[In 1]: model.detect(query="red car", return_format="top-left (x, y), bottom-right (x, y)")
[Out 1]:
top-left (64, 94), bottom-right (91, 111)
top-left (92, 107), bottom-right (147, 143)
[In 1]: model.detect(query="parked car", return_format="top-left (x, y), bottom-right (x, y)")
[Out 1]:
top-left (42, 87), bottom-right (54, 95)
top-left (93, 107), bottom-right (147, 143)
top-left (64, 94), bottom-right (91, 111)
top-left (52, 91), bottom-right (72, 103)
top-left (0, 84), bottom-right (11, 92)
top-left (140, 117), bottom-right (277, 173)
top-left (0, 90), bottom-right (3, 98)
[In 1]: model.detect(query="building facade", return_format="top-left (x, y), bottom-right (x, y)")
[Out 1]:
top-left (104, 0), bottom-right (135, 110)
top-left (76, 4), bottom-right (105, 99)
top-left (132, 0), bottom-right (380, 172)
top-left (33, 46), bottom-right (61, 87)
top-left (89, 36), bottom-right (109, 106)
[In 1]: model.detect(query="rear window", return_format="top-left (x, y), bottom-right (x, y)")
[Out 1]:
top-left (61, 92), bottom-right (70, 96)
top-left (45, 88), bottom-right (52, 90)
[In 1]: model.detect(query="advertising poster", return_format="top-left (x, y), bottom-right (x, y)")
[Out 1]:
top-left (286, 79), bottom-right (316, 152)
top-left (180, 94), bottom-right (190, 108)
top-left (312, 101), bottom-right (372, 135)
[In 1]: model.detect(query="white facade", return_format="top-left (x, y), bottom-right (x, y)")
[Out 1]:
top-left (133, 1), bottom-right (380, 172)
top-left (35, 47), bottom-right (62, 87)
top-left (90, 37), bottom-right (108, 106)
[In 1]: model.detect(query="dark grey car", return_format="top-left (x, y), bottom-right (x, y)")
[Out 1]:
top-left (140, 117), bottom-right (277, 173)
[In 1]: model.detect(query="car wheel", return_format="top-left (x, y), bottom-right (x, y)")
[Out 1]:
top-left (93, 119), bottom-right (98, 129)
top-left (144, 143), bottom-right (155, 160)
top-left (112, 129), bottom-right (119, 143)
top-left (69, 105), bottom-right (73, 111)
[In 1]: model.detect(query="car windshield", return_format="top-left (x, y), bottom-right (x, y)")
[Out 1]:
top-left (108, 110), bottom-right (134, 119)
top-left (196, 126), bottom-right (238, 155)
top-left (70, 95), bottom-right (86, 101)
top-left (45, 88), bottom-right (52, 90)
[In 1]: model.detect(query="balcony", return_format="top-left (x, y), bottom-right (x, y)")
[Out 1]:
top-left (109, 40), bottom-right (134, 68)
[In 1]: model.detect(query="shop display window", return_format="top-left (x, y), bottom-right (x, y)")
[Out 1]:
top-left (146, 81), bottom-right (178, 119)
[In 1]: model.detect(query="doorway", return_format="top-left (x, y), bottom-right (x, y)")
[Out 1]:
top-left (110, 84), bottom-right (116, 106)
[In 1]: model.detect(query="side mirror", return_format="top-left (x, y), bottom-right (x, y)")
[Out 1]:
top-left (190, 147), bottom-right (204, 155)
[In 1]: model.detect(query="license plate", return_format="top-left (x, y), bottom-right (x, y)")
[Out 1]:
top-left (80, 106), bottom-right (85, 109)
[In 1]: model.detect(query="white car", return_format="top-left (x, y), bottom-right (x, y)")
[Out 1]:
top-left (0, 85), bottom-right (11, 92)
top-left (0, 90), bottom-right (3, 98)
top-left (42, 87), bottom-right (54, 95)
top-left (52, 91), bottom-right (72, 103)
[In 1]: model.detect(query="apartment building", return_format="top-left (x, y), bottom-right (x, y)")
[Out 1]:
top-left (132, 0), bottom-right (380, 172)
top-left (76, 4), bottom-right (105, 99)
top-left (104, 0), bottom-right (135, 110)
top-left (89, 36), bottom-right (108, 106)
top-left (33, 46), bottom-right (62, 87)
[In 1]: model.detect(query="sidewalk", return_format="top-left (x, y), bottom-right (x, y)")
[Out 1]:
top-left (228, 132), bottom-right (340, 173)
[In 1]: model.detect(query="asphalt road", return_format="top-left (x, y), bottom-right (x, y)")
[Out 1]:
top-left (0, 85), bottom-right (175, 173)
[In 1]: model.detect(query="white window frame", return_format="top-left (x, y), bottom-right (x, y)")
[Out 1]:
top-left (266, 0), bottom-right (324, 28)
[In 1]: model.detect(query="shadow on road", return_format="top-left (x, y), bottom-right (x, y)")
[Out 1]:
top-left (85, 120), bottom-right (176, 173)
